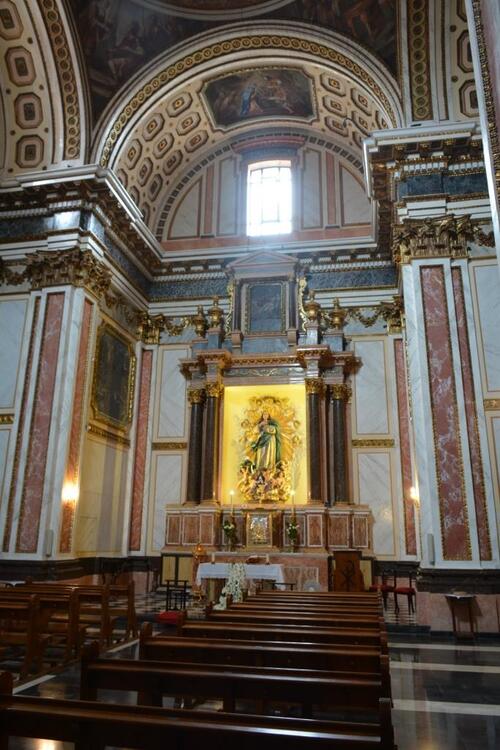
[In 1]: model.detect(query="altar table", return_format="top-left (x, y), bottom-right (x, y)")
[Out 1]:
top-left (196, 563), bottom-right (285, 586)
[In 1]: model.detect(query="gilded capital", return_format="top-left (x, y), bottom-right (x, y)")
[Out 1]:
top-left (187, 387), bottom-right (205, 405)
top-left (206, 382), bottom-right (224, 398)
top-left (25, 248), bottom-right (112, 297)
top-left (392, 215), bottom-right (493, 265)
top-left (305, 378), bottom-right (325, 396)
top-left (330, 383), bottom-right (351, 401)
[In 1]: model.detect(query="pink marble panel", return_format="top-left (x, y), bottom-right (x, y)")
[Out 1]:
top-left (420, 266), bottom-right (471, 560)
top-left (3, 298), bottom-right (40, 552)
top-left (17, 293), bottom-right (64, 553)
top-left (199, 513), bottom-right (215, 545)
top-left (417, 591), bottom-right (500, 634)
top-left (129, 350), bottom-right (153, 551)
top-left (452, 269), bottom-right (491, 560)
top-left (352, 515), bottom-right (368, 548)
top-left (328, 515), bottom-right (350, 547)
top-left (394, 339), bottom-right (417, 555)
top-left (306, 514), bottom-right (323, 547)
top-left (60, 298), bottom-right (93, 554)
top-left (166, 514), bottom-right (181, 545)
top-left (182, 513), bottom-right (199, 544)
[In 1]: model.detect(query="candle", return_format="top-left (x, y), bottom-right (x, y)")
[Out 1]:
top-left (265, 554), bottom-right (270, 565)
top-left (230, 490), bottom-right (234, 512)
top-left (291, 490), bottom-right (295, 507)
top-left (211, 552), bottom-right (215, 564)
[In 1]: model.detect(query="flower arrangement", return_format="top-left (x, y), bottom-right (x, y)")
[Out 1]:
top-left (214, 563), bottom-right (246, 609)
top-left (286, 517), bottom-right (299, 547)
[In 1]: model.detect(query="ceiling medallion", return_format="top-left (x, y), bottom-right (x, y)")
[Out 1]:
top-left (133, 1), bottom-right (294, 20)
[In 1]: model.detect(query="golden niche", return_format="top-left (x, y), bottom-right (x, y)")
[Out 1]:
top-left (237, 395), bottom-right (302, 504)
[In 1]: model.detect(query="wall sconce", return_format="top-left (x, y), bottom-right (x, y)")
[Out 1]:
top-left (62, 481), bottom-right (79, 504)
top-left (410, 485), bottom-right (420, 508)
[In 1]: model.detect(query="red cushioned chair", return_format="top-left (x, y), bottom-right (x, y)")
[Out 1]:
top-left (394, 573), bottom-right (416, 615)
top-left (369, 570), bottom-right (396, 610)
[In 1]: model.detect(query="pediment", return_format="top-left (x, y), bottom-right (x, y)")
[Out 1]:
top-left (228, 250), bottom-right (298, 279)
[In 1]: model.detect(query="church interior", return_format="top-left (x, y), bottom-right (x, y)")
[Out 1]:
top-left (0, 0), bottom-right (499, 748)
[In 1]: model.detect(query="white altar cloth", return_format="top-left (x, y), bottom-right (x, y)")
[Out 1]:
top-left (196, 562), bottom-right (285, 586)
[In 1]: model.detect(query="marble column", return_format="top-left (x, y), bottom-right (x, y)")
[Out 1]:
top-left (201, 382), bottom-right (223, 503)
top-left (330, 384), bottom-right (351, 504)
top-left (186, 387), bottom-right (205, 504)
top-left (305, 378), bottom-right (324, 503)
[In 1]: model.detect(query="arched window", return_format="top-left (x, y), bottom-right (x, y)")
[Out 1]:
top-left (246, 159), bottom-right (292, 236)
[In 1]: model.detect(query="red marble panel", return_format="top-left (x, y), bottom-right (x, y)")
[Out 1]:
top-left (60, 298), bottom-right (93, 554)
top-left (306, 514), bottom-right (324, 547)
top-left (328, 514), bottom-right (350, 547)
top-left (166, 514), bottom-right (181, 545)
top-left (182, 513), bottom-right (199, 544)
top-left (17, 294), bottom-right (64, 553)
top-left (199, 513), bottom-right (215, 545)
top-left (3, 298), bottom-right (40, 552)
top-left (394, 338), bottom-right (417, 555)
top-left (452, 268), bottom-right (491, 560)
top-left (352, 515), bottom-right (368, 548)
top-left (421, 266), bottom-right (471, 560)
top-left (128, 350), bottom-right (153, 551)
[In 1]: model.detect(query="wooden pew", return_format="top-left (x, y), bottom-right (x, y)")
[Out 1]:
top-left (205, 605), bottom-right (385, 631)
top-left (178, 620), bottom-right (388, 650)
top-left (0, 671), bottom-right (397, 750)
top-left (0, 596), bottom-right (50, 677)
top-left (139, 625), bottom-right (392, 697)
top-left (80, 643), bottom-right (385, 719)
top-left (0, 588), bottom-right (82, 663)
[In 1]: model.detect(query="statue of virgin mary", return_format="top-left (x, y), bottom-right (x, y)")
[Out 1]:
top-left (250, 412), bottom-right (281, 471)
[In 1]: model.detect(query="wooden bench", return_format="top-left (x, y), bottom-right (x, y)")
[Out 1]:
top-left (139, 625), bottom-right (391, 697)
top-left (178, 620), bottom-right (388, 650)
top-left (0, 596), bottom-right (50, 677)
top-left (0, 671), bottom-right (397, 750)
top-left (80, 642), bottom-right (386, 719)
top-left (206, 605), bottom-right (385, 631)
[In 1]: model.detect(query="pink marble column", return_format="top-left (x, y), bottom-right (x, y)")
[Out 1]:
top-left (420, 266), bottom-right (471, 561)
top-left (3, 298), bottom-right (40, 552)
top-left (59, 298), bottom-right (94, 554)
top-left (394, 339), bottom-right (417, 555)
top-left (128, 349), bottom-right (153, 552)
top-left (452, 268), bottom-right (492, 560)
top-left (17, 293), bottom-right (65, 553)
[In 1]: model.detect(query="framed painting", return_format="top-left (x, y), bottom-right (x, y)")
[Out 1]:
top-left (245, 281), bottom-right (285, 334)
top-left (91, 323), bottom-right (136, 430)
top-left (202, 67), bottom-right (315, 128)
top-left (246, 511), bottom-right (273, 548)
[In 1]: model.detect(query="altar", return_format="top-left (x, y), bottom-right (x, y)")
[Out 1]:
top-left (196, 562), bottom-right (285, 586)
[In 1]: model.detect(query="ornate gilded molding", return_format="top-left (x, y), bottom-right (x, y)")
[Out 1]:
top-left (0, 414), bottom-right (14, 425)
top-left (352, 438), bottom-right (395, 448)
top-left (136, 311), bottom-right (191, 344)
top-left (152, 441), bottom-right (187, 451)
top-left (37, 0), bottom-right (81, 159)
top-left (87, 423), bottom-right (131, 447)
top-left (392, 215), bottom-right (494, 265)
top-left (324, 296), bottom-right (404, 333)
top-left (187, 387), bottom-right (206, 405)
top-left (484, 399), bottom-right (500, 411)
top-left (407, 0), bottom-right (433, 121)
top-left (91, 322), bottom-right (136, 431)
top-left (99, 34), bottom-right (398, 168)
top-left (26, 248), bottom-right (112, 296)
top-left (330, 384), bottom-right (352, 401)
top-left (206, 382), bottom-right (224, 398)
top-left (305, 378), bottom-right (325, 396)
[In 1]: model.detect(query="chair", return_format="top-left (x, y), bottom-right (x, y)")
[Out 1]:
top-left (165, 580), bottom-right (189, 611)
top-left (394, 574), bottom-right (416, 615)
top-left (369, 570), bottom-right (396, 610)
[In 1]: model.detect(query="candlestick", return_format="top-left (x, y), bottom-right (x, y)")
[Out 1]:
top-left (230, 489), bottom-right (234, 513)
top-left (211, 552), bottom-right (215, 564)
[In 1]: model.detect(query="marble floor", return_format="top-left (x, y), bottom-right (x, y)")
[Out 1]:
top-left (2, 593), bottom-right (500, 749)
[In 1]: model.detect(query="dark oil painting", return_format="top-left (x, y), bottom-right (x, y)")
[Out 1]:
top-left (92, 325), bottom-right (135, 429)
top-left (203, 68), bottom-right (314, 127)
top-left (247, 283), bottom-right (284, 333)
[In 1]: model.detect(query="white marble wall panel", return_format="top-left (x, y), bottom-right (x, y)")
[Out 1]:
top-left (493, 417), bottom-right (500, 494)
top-left (218, 157), bottom-right (238, 236)
top-left (473, 264), bottom-right (500, 392)
top-left (357, 452), bottom-right (395, 556)
top-left (340, 166), bottom-right (371, 225)
top-left (0, 429), bottom-right (10, 499)
top-left (157, 346), bottom-right (189, 439)
top-left (353, 339), bottom-right (389, 435)
top-left (153, 453), bottom-right (183, 551)
top-left (0, 299), bottom-right (28, 408)
top-left (302, 148), bottom-right (322, 228)
top-left (169, 180), bottom-right (201, 238)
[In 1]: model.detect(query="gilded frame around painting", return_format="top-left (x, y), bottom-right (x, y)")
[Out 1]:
top-left (91, 322), bottom-right (136, 431)
top-left (243, 281), bottom-right (286, 334)
top-left (245, 511), bottom-right (274, 549)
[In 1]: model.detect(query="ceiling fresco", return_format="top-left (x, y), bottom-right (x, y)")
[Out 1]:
top-left (69, 0), bottom-right (398, 121)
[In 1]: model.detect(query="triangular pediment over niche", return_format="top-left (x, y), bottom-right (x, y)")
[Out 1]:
top-left (228, 250), bottom-right (298, 279)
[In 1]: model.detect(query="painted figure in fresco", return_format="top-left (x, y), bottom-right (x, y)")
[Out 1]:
top-left (251, 412), bottom-right (281, 471)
